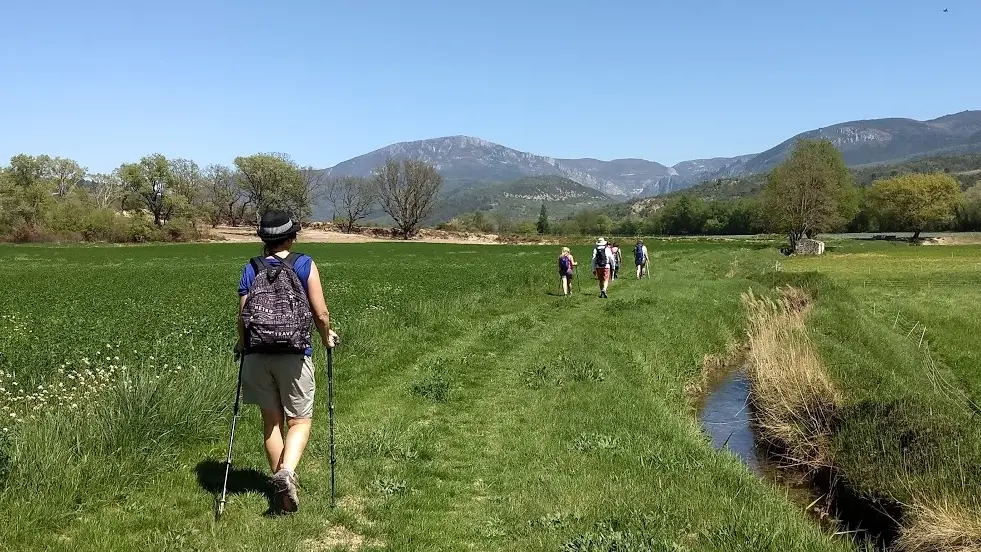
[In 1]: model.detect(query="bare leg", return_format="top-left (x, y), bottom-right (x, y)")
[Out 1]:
top-left (561, 276), bottom-right (568, 295)
top-left (260, 408), bottom-right (285, 473)
top-left (280, 417), bottom-right (312, 472)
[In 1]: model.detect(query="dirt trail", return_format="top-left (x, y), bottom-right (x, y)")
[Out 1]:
top-left (209, 225), bottom-right (554, 246)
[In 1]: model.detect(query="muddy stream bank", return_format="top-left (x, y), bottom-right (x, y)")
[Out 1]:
top-left (698, 369), bottom-right (902, 550)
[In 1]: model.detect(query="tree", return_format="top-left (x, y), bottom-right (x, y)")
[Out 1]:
top-left (660, 195), bottom-right (707, 235)
top-left (328, 176), bottom-right (375, 232)
top-left (372, 158), bottom-right (442, 238)
top-left (234, 154), bottom-right (308, 223)
top-left (594, 214), bottom-right (613, 235)
top-left (867, 173), bottom-right (963, 240)
top-left (50, 157), bottom-right (87, 197)
top-left (537, 203), bottom-right (550, 235)
top-left (202, 164), bottom-right (239, 227)
top-left (300, 167), bottom-right (329, 222)
top-left (762, 139), bottom-right (857, 250)
top-left (88, 172), bottom-right (125, 211)
top-left (168, 158), bottom-right (205, 225)
top-left (958, 184), bottom-right (981, 231)
top-left (118, 154), bottom-right (175, 226)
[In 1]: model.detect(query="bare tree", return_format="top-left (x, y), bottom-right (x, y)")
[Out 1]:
top-left (300, 167), bottom-right (329, 222)
top-left (330, 176), bottom-right (376, 232)
top-left (89, 172), bottom-right (125, 210)
top-left (372, 158), bottom-right (442, 238)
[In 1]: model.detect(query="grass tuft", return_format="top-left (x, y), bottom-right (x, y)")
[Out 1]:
top-left (742, 286), bottom-right (842, 470)
top-left (897, 500), bottom-right (981, 552)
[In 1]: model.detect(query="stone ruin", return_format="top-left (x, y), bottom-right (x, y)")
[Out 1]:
top-left (795, 238), bottom-right (826, 256)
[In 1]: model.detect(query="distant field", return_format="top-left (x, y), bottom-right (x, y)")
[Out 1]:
top-left (0, 241), bottom-right (850, 552)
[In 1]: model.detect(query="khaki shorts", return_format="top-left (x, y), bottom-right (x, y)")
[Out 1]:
top-left (242, 353), bottom-right (316, 419)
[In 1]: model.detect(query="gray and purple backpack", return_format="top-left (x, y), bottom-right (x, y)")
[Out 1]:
top-left (242, 253), bottom-right (313, 355)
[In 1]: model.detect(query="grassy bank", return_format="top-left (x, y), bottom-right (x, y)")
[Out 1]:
top-left (0, 241), bottom-right (849, 551)
top-left (768, 241), bottom-right (981, 549)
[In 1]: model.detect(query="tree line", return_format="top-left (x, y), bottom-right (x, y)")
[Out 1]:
top-left (0, 153), bottom-right (442, 242)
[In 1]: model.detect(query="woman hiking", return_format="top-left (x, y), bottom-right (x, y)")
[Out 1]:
top-left (235, 210), bottom-right (339, 514)
top-left (558, 246), bottom-right (578, 295)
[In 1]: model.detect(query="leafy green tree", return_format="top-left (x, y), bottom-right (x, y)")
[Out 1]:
top-left (517, 221), bottom-right (537, 235)
top-left (867, 173), bottom-right (963, 239)
top-left (762, 139), bottom-right (858, 249)
top-left (372, 158), bottom-right (443, 238)
top-left (118, 154), bottom-right (175, 226)
top-left (202, 164), bottom-right (239, 227)
top-left (660, 195), bottom-right (707, 235)
top-left (957, 184), bottom-right (981, 231)
top-left (50, 157), bottom-right (87, 197)
top-left (234, 154), bottom-right (309, 223)
top-left (2, 154), bottom-right (57, 228)
top-left (594, 214), bottom-right (613, 235)
top-left (536, 203), bottom-right (549, 235)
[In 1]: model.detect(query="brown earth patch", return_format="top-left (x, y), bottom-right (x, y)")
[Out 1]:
top-left (207, 224), bottom-right (558, 246)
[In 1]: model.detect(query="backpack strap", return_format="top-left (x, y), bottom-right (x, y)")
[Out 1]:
top-left (249, 256), bottom-right (268, 275)
top-left (281, 252), bottom-right (304, 272)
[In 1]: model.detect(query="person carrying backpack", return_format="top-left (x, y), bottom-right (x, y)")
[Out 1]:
top-left (591, 238), bottom-right (612, 298)
top-left (235, 210), bottom-right (339, 514)
top-left (558, 247), bottom-right (578, 295)
top-left (634, 239), bottom-right (649, 279)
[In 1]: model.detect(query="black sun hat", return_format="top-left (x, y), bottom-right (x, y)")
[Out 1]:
top-left (256, 210), bottom-right (301, 242)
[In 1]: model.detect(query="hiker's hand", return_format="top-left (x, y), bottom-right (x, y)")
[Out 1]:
top-left (324, 330), bottom-right (340, 349)
top-left (233, 341), bottom-right (243, 361)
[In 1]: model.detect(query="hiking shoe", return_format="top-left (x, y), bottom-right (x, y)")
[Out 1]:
top-left (273, 469), bottom-right (299, 513)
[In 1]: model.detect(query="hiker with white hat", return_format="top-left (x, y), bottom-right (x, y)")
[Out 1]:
top-left (591, 238), bottom-right (613, 298)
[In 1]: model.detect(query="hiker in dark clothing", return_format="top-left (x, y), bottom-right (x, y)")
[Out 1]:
top-left (235, 210), bottom-right (338, 514)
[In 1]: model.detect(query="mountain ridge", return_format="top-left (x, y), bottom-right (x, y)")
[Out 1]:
top-left (313, 110), bottom-right (981, 221)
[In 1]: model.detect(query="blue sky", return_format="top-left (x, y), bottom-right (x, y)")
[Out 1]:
top-left (1, 0), bottom-right (978, 173)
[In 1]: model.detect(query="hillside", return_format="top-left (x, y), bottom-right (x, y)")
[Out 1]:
top-left (670, 151), bottom-right (981, 203)
top-left (320, 136), bottom-right (748, 200)
top-left (432, 175), bottom-right (612, 223)
top-left (721, 110), bottom-right (981, 177)
top-left (310, 110), bottom-right (980, 222)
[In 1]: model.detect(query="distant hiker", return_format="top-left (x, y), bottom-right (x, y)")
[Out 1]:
top-left (634, 239), bottom-right (650, 279)
top-left (235, 210), bottom-right (339, 514)
top-left (611, 242), bottom-right (623, 280)
top-left (558, 247), bottom-right (578, 295)
top-left (592, 238), bottom-right (612, 298)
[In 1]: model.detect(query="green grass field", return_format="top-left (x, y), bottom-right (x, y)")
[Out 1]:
top-left (782, 242), bottom-right (981, 539)
top-left (0, 240), bottom-right (860, 552)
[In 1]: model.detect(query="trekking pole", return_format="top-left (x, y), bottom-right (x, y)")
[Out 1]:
top-left (327, 346), bottom-right (337, 508)
top-left (217, 353), bottom-right (245, 519)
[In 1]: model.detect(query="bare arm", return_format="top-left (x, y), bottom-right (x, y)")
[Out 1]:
top-left (306, 261), bottom-right (333, 345)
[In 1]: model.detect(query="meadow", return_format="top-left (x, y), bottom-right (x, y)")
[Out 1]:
top-left (781, 241), bottom-right (981, 548)
top-left (0, 239), bottom-right (857, 552)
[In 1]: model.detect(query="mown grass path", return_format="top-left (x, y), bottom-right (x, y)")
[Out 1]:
top-left (0, 242), bottom-right (850, 552)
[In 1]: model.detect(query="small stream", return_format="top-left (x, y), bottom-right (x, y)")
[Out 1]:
top-left (698, 370), bottom-right (764, 474)
top-left (697, 369), bottom-right (901, 549)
